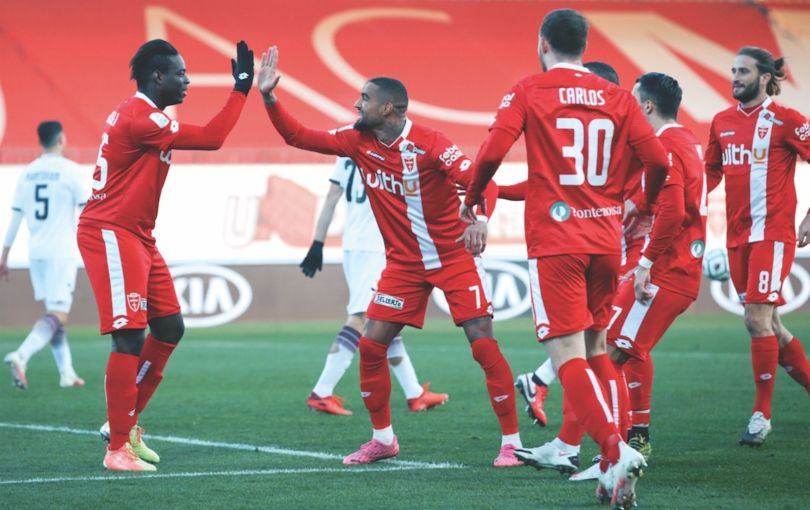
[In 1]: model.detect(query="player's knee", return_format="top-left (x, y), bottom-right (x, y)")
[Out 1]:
top-left (743, 308), bottom-right (772, 337)
top-left (46, 311), bottom-right (69, 326)
top-left (461, 317), bottom-right (493, 342)
top-left (608, 345), bottom-right (629, 365)
top-left (148, 314), bottom-right (185, 344)
top-left (111, 329), bottom-right (146, 355)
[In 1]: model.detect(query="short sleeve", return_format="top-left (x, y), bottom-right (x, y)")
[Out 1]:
top-left (69, 162), bottom-right (90, 205)
top-left (329, 157), bottom-right (355, 189)
top-left (11, 172), bottom-right (25, 212)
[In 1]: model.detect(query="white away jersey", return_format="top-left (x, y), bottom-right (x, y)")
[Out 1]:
top-left (11, 154), bottom-right (88, 258)
top-left (330, 157), bottom-right (384, 253)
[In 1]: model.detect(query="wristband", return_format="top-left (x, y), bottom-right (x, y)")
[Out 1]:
top-left (476, 215), bottom-right (489, 223)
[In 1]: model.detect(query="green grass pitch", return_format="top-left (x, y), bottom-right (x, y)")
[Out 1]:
top-left (1, 315), bottom-right (809, 509)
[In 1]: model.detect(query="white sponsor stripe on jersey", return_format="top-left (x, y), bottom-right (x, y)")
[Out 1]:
top-left (403, 186), bottom-right (440, 270)
top-left (771, 241), bottom-right (784, 292)
top-left (618, 283), bottom-right (660, 342)
top-left (527, 258), bottom-right (550, 327)
top-left (400, 136), bottom-right (440, 270)
top-left (585, 368), bottom-right (614, 424)
top-left (101, 229), bottom-right (126, 317)
top-left (748, 109), bottom-right (774, 243)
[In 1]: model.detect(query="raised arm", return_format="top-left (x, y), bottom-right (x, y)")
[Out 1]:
top-left (258, 46), bottom-right (353, 157)
top-left (132, 41), bottom-right (253, 151)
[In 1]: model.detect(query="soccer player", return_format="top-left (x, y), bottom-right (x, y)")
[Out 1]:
top-left (508, 61), bottom-right (622, 430)
top-left (463, 9), bottom-right (669, 507)
top-left (705, 46), bottom-right (810, 447)
top-left (604, 72), bottom-right (707, 461)
top-left (1, 121), bottom-right (87, 390)
top-left (258, 47), bottom-right (523, 467)
top-left (300, 156), bottom-right (448, 415)
top-left (78, 39), bottom-right (254, 471)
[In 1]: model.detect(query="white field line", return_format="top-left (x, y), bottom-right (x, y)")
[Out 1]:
top-left (0, 422), bottom-right (465, 471)
top-left (0, 465), bottom-right (445, 486)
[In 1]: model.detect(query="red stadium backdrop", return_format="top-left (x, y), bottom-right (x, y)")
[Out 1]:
top-left (1, 1), bottom-right (809, 327)
top-left (1, 1), bottom-right (809, 162)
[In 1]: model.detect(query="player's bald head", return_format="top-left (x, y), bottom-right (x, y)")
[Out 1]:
top-left (368, 77), bottom-right (408, 115)
top-left (540, 9), bottom-right (588, 59)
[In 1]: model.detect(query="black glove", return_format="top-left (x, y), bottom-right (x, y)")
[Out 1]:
top-left (300, 241), bottom-right (324, 278)
top-left (231, 40), bottom-right (254, 95)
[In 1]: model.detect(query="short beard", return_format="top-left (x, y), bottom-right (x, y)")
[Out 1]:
top-left (733, 81), bottom-right (760, 103)
top-left (353, 117), bottom-right (373, 132)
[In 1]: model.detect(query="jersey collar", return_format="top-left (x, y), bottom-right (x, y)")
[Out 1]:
top-left (656, 123), bottom-right (683, 136)
top-left (736, 96), bottom-right (773, 117)
top-left (550, 62), bottom-right (590, 73)
top-left (379, 118), bottom-right (413, 149)
top-left (134, 91), bottom-right (159, 109)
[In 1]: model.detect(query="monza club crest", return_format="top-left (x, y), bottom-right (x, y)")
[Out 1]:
top-left (127, 292), bottom-right (145, 313)
top-left (757, 126), bottom-right (769, 139)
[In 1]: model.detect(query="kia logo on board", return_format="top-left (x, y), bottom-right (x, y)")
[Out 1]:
top-left (170, 265), bottom-right (253, 328)
top-left (710, 263), bottom-right (810, 316)
top-left (431, 260), bottom-right (532, 321)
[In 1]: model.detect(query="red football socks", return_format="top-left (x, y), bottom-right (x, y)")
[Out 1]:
top-left (557, 357), bottom-right (621, 464)
top-left (624, 356), bottom-right (653, 427)
top-left (614, 361), bottom-right (631, 441)
top-left (558, 390), bottom-right (585, 446)
top-left (134, 335), bottom-right (177, 415)
top-left (470, 338), bottom-right (519, 435)
top-left (779, 337), bottom-right (810, 394)
top-left (105, 352), bottom-right (139, 450)
top-left (751, 335), bottom-right (779, 419)
top-left (587, 354), bottom-right (619, 420)
top-left (358, 337), bottom-right (392, 429)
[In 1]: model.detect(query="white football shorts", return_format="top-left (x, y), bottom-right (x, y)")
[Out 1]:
top-left (343, 250), bottom-right (385, 316)
top-left (28, 258), bottom-right (77, 313)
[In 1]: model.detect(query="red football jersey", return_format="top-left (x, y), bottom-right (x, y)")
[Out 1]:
top-left (705, 97), bottom-right (810, 247)
top-left (265, 101), bottom-right (496, 269)
top-left (473, 64), bottom-right (667, 257)
top-left (80, 91), bottom-right (246, 241)
top-left (643, 124), bottom-right (707, 299)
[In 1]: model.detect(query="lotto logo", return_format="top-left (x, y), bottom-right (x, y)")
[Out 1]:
top-left (112, 317), bottom-right (129, 329)
top-left (767, 291), bottom-right (779, 302)
top-left (795, 122), bottom-right (810, 141)
top-left (759, 373), bottom-right (773, 381)
top-left (536, 324), bottom-right (550, 339)
top-left (690, 240), bottom-right (705, 258)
